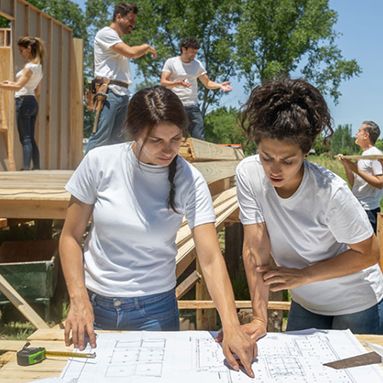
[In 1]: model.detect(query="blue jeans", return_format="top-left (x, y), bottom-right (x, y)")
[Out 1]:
top-left (365, 207), bottom-right (380, 233)
top-left (89, 288), bottom-right (179, 331)
top-left (184, 104), bottom-right (205, 139)
top-left (286, 300), bottom-right (383, 334)
top-left (86, 90), bottom-right (130, 153)
top-left (15, 96), bottom-right (40, 170)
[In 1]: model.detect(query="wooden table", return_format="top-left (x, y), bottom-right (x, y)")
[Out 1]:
top-left (0, 329), bottom-right (382, 383)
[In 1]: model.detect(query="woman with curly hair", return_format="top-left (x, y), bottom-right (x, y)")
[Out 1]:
top-left (236, 78), bottom-right (383, 338)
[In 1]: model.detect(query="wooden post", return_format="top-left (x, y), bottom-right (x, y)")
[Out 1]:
top-left (377, 213), bottom-right (383, 271)
top-left (0, 28), bottom-right (16, 171)
top-left (195, 260), bottom-right (217, 330)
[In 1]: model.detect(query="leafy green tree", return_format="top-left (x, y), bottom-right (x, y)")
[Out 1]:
top-left (375, 139), bottom-right (383, 152)
top-left (330, 124), bottom-right (358, 155)
top-left (235, 0), bottom-right (361, 102)
top-left (123, 0), bottom-right (240, 116)
top-left (204, 107), bottom-right (243, 143)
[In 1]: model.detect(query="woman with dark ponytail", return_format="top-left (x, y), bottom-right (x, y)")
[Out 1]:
top-left (0, 36), bottom-right (44, 170)
top-left (237, 78), bottom-right (383, 338)
top-left (59, 86), bottom-right (256, 377)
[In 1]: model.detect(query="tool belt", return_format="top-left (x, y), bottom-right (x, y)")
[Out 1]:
top-left (85, 77), bottom-right (129, 111)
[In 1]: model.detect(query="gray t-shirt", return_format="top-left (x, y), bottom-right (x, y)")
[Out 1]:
top-left (66, 143), bottom-right (215, 297)
top-left (236, 155), bottom-right (383, 315)
top-left (162, 56), bottom-right (206, 105)
top-left (352, 146), bottom-right (383, 210)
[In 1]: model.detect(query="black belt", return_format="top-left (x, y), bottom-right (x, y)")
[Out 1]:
top-left (94, 77), bottom-right (129, 88)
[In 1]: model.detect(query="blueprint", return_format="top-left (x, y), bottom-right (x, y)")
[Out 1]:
top-left (56, 329), bottom-right (383, 383)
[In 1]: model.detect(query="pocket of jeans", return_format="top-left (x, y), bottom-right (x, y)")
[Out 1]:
top-left (90, 294), bottom-right (119, 330)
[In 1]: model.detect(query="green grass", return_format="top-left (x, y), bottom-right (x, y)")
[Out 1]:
top-left (0, 321), bottom-right (35, 340)
top-left (307, 154), bottom-right (347, 181)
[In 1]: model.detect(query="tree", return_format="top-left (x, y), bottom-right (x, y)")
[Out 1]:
top-left (235, 0), bottom-right (361, 102)
top-left (330, 124), bottom-right (358, 155)
top-left (27, 0), bottom-right (87, 39)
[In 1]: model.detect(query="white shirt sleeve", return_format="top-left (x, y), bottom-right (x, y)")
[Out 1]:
top-left (96, 28), bottom-right (122, 49)
top-left (236, 163), bottom-right (265, 225)
top-left (162, 58), bottom-right (172, 73)
top-left (326, 185), bottom-right (373, 244)
top-left (65, 152), bottom-right (98, 205)
top-left (196, 59), bottom-right (207, 77)
top-left (372, 159), bottom-right (383, 175)
top-left (184, 172), bottom-right (215, 229)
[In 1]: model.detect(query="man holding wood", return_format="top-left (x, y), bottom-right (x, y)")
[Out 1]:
top-left (340, 121), bottom-right (383, 232)
top-left (86, 2), bottom-right (157, 153)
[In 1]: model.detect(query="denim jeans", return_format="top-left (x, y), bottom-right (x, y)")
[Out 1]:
top-left (15, 96), bottom-right (40, 170)
top-left (286, 299), bottom-right (383, 334)
top-left (89, 288), bottom-right (179, 331)
top-left (184, 104), bottom-right (205, 140)
top-left (86, 90), bottom-right (130, 153)
top-left (365, 207), bottom-right (380, 233)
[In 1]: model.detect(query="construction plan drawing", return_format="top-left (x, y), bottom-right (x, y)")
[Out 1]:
top-left (58, 329), bottom-right (383, 383)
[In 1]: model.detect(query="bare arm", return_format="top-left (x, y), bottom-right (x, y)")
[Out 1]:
top-left (341, 158), bottom-right (383, 189)
top-left (112, 41), bottom-right (157, 59)
top-left (242, 223), bottom-right (271, 340)
top-left (0, 67), bottom-right (32, 91)
top-left (340, 158), bottom-right (355, 186)
top-left (160, 71), bottom-right (191, 88)
top-left (192, 223), bottom-right (256, 378)
top-left (59, 196), bottom-right (96, 350)
top-left (198, 73), bottom-right (232, 92)
top-left (259, 235), bottom-right (379, 291)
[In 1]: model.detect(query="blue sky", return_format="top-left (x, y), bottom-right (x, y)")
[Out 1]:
top-left (75, 0), bottom-right (383, 136)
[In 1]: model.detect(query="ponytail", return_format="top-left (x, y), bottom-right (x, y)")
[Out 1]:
top-left (168, 156), bottom-right (178, 213)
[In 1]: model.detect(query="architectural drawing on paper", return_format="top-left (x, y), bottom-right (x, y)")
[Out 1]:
top-left (105, 338), bottom-right (166, 378)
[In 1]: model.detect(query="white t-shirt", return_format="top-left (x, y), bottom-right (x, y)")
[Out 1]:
top-left (236, 155), bottom-right (383, 316)
top-left (352, 146), bottom-right (383, 210)
top-left (94, 27), bottom-right (131, 96)
top-left (15, 62), bottom-right (42, 98)
top-left (162, 56), bottom-right (206, 106)
top-left (65, 143), bottom-right (215, 297)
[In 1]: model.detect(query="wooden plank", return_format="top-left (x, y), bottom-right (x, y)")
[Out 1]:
top-left (182, 138), bottom-right (245, 162)
top-left (0, 218), bottom-right (7, 229)
top-left (193, 161), bottom-right (239, 185)
top-left (176, 198), bottom-right (238, 277)
top-left (0, 274), bottom-right (49, 329)
top-left (178, 300), bottom-right (291, 311)
top-left (175, 270), bottom-right (201, 299)
top-left (335, 154), bottom-right (383, 161)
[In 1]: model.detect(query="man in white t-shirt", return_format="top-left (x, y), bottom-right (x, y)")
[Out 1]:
top-left (160, 38), bottom-right (232, 140)
top-left (341, 121), bottom-right (383, 232)
top-left (86, 3), bottom-right (157, 152)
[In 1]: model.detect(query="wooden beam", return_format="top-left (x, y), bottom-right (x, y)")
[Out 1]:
top-left (175, 270), bottom-right (201, 299)
top-left (177, 300), bottom-right (291, 311)
top-left (180, 138), bottom-right (244, 162)
top-left (0, 273), bottom-right (49, 329)
top-left (193, 161), bottom-right (239, 185)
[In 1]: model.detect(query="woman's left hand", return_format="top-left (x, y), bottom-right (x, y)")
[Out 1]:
top-left (256, 265), bottom-right (308, 291)
top-left (219, 325), bottom-right (257, 378)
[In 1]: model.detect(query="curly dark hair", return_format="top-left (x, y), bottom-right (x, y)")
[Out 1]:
top-left (241, 79), bottom-right (333, 153)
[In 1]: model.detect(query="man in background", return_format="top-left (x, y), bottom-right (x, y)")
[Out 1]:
top-left (160, 38), bottom-right (232, 140)
top-left (86, 2), bottom-right (157, 152)
top-left (341, 120), bottom-right (383, 232)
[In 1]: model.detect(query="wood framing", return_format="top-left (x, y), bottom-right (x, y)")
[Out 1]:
top-left (0, 0), bottom-right (83, 171)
